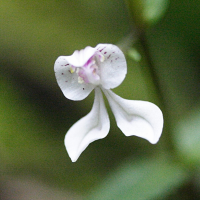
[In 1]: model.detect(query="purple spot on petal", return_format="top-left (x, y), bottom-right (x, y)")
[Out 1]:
top-left (65, 64), bottom-right (69, 66)
top-left (99, 47), bottom-right (106, 52)
top-left (62, 73), bottom-right (64, 75)
top-left (104, 52), bottom-right (107, 54)
top-left (107, 54), bottom-right (111, 59)
top-left (83, 88), bottom-right (85, 90)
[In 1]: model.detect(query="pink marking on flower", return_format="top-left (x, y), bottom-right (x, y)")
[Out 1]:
top-left (99, 47), bottom-right (106, 52)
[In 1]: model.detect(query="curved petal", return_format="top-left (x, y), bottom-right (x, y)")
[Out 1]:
top-left (54, 56), bottom-right (95, 100)
top-left (95, 44), bottom-right (127, 89)
top-left (64, 87), bottom-right (110, 162)
top-left (66, 46), bottom-right (96, 67)
top-left (103, 89), bottom-right (163, 144)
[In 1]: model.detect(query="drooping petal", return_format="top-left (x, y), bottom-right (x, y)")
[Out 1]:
top-left (103, 89), bottom-right (163, 144)
top-left (54, 56), bottom-right (95, 100)
top-left (95, 44), bottom-right (127, 89)
top-left (64, 87), bottom-right (110, 162)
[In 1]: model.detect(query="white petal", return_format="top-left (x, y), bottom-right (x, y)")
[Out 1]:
top-left (64, 87), bottom-right (110, 162)
top-left (95, 44), bottom-right (127, 89)
top-left (54, 56), bottom-right (95, 100)
top-left (65, 46), bottom-right (96, 67)
top-left (103, 89), bottom-right (163, 144)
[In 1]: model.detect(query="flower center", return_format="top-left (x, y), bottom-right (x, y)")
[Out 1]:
top-left (74, 51), bottom-right (104, 85)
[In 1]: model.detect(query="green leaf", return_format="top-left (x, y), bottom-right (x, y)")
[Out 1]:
top-left (174, 106), bottom-right (200, 165)
top-left (87, 156), bottom-right (188, 200)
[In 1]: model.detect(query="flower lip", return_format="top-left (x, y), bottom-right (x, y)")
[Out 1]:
top-left (64, 87), bottom-right (110, 162)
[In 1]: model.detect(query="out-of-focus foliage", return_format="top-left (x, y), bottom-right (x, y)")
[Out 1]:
top-left (147, 0), bottom-right (200, 118)
top-left (1, 0), bottom-right (200, 199)
top-left (0, 0), bottom-right (129, 88)
top-left (125, 0), bottom-right (169, 28)
top-left (88, 156), bottom-right (188, 200)
top-left (174, 106), bottom-right (200, 166)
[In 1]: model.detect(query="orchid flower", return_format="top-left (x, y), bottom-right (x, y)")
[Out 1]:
top-left (54, 44), bottom-right (163, 162)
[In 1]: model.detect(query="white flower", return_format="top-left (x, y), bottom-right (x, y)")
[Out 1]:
top-left (54, 44), bottom-right (163, 162)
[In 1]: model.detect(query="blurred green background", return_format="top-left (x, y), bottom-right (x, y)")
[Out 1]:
top-left (1, 0), bottom-right (200, 199)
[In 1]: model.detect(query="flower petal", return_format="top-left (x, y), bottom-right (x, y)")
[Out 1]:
top-left (64, 87), bottom-right (110, 162)
top-left (103, 89), bottom-right (163, 144)
top-left (95, 44), bottom-right (127, 89)
top-left (65, 46), bottom-right (97, 67)
top-left (54, 56), bottom-right (95, 100)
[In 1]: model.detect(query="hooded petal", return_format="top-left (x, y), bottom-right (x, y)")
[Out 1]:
top-left (54, 56), bottom-right (95, 100)
top-left (95, 44), bottom-right (127, 89)
top-left (103, 89), bottom-right (163, 144)
top-left (65, 46), bottom-right (97, 67)
top-left (64, 87), bottom-right (110, 162)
